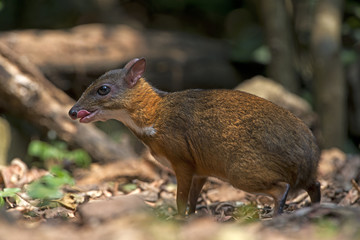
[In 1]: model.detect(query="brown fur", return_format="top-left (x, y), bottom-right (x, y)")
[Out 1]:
top-left (70, 59), bottom-right (321, 216)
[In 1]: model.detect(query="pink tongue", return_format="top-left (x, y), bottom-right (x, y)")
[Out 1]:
top-left (77, 110), bottom-right (91, 119)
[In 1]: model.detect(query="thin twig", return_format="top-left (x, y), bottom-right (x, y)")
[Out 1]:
top-left (351, 179), bottom-right (360, 194)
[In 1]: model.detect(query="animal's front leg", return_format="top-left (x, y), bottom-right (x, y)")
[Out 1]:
top-left (174, 164), bottom-right (195, 216)
top-left (188, 176), bottom-right (207, 214)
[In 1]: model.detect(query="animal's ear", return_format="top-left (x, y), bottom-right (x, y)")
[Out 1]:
top-left (124, 58), bottom-right (146, 88)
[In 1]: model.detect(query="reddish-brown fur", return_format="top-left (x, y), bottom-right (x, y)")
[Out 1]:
top-left (69, 58), bottom-right (321, 216)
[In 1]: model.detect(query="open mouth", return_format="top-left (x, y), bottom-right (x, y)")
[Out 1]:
top-left (78, 109), bottom-right (99, 123)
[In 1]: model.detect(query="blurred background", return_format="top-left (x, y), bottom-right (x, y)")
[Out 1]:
top-left (0, 0), bottom-right (359, 167)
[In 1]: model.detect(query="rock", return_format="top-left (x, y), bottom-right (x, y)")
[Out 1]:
top-left (78, 195), bottom-right (149, 224)
top-left (235, 76), bottom-right (317, 130)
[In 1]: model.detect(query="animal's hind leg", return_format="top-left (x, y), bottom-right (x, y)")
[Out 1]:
top-left (306, 181), bottom-right (321, 203)
top-left (263, 182), bottom-right (290, 216)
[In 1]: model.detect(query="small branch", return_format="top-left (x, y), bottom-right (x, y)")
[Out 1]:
top-left (351, 179), bottom-right (360, 194)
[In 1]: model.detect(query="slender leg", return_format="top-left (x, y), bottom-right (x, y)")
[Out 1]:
top-left (306, 181), bottom-right (321, 203)
top-left (188, 176), bottom-right (207, 214)
top-left (264, 182), bottom-right (290, 216)
top-left (174, 165), bottom-right (194, 216)
top-left (276, 183), bottom-right (290, 215)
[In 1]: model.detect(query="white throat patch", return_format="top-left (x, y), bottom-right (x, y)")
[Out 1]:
top-left (102, 109), bottom-right (157, 137)
top-left (141, 126), bottom-right (157, 136)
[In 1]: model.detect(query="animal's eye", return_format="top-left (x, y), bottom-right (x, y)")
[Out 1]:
top-left (97, 85), bottom-right (111, 96)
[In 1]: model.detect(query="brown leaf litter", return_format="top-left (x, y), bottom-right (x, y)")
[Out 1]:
top-left (0, 148), bottom-right (360, 239)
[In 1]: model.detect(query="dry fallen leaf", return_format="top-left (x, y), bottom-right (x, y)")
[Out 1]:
top-left (0, 158), bottom-right (48, 188)
top-left (56, 193), bottom-right (85, 210)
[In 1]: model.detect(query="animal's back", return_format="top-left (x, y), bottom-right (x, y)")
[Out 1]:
top-left (157, 89), bottom-right (320, 193)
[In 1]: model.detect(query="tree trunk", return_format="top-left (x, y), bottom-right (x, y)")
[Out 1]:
top-left (0, 43), bottom-right (136, 163)
top-left (292, 0), bottom-right (315, 87)
top-left (259, 0), bottom-right (299, 93)
top-left (311, 0), bottom-right (345, 149)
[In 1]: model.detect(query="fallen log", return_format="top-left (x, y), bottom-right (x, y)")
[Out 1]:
top-left (0, 42), bottom-right (136, 163)
top-left (0, 24), bottom-right (239, 96)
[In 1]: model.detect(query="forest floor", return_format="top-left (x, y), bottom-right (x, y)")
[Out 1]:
top-left (1, 148), bottom-right (360, 240)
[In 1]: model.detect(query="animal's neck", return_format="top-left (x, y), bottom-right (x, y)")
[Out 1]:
top-left (117, 78), bottom-right (164, 136)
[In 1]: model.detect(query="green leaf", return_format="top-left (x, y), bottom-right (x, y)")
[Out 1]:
top-left (50, 166), bottom-right (75, 185)
top-left (0, 188), bottom-right (21, 207)
top-left (233, 204), bottom-right (259, 224)
top-left (122, 183), bottom-right (138, 193)
top-left (27, 167), bottom-right (74, 200)
top-left (66, 149), bottom-right (91, 168)
top-left (28, 140), bottom-right (91, 168)
top-left (27, 180), bottom-right (63, 199)
top-left (0, 188), bottom-right (21, 197)
top-left (28, 140), bottom-right (46, 158)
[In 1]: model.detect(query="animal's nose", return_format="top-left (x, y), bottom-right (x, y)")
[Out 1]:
top-left (68, 108), bottom-right (78, 119)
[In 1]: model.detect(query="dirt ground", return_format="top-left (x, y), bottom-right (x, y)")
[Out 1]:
top-left (1, 148), bottom-right (360, 240)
